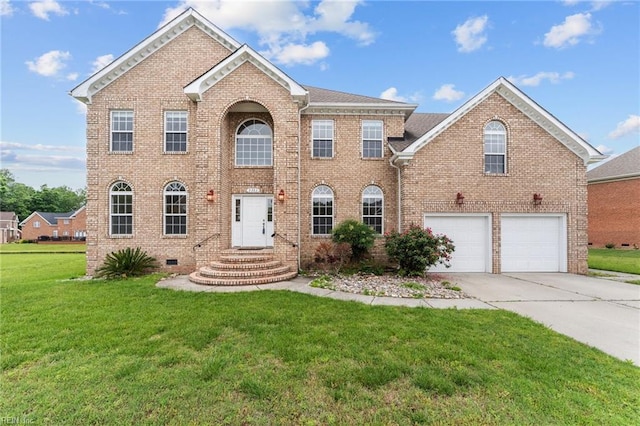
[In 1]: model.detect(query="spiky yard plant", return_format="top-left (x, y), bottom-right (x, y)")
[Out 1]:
top-left (94, 247), bottom-right (158, 279)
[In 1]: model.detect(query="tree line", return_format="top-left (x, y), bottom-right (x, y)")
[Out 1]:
top-left (0, 169), bottom-right (86, 222)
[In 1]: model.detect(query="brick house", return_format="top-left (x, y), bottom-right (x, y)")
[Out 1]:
top-left (587, 146), bottom-right (640, 248)
top-left (70, 8), bottom-right (603, 281)
top-left (0, 212), bottom-right (20, 243)
top-left (20, 206), bottom-right (87, 242)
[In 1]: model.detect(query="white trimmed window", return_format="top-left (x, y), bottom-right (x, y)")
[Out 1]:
top-left (362, 120), bottom-right (383, 158)
top-left (235, 119), bottom-right (272, 166)
top-left (110, 110), bottom-right (133, 152)
top-left (312, 120), bottom-right (334, 158)
top-left (362, 185), bottom-right (383, 234)
top-left (165, 111), bottom-right (188, 152)
top-left (312, 185), bottom-right (334, 235)
top-left (33, 221), bottom-right (40, 228)
top-left (110, 181), bottom-right (133, 235)
top-left (484, 121), bottom-right (507, 174)
top-left (164, 182), bottom-right (187, 235)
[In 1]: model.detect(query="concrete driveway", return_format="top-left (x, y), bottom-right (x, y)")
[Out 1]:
top-left (447, 273), bottom-right (640, 366)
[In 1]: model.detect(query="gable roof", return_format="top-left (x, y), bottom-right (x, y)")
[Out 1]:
top-left (70, 8), bottom-right (240, 104)
top-left (392, 77), bottom-right (605, 166)
top-left (389, 113), bottom-right (450, 152)
top-left (587, 146), bottom-right (640, 183)
top-left (184, 44), bottom-right (307, 102)
top-left (19, 206), bottom-right (85, 227)
top-left (303, 86), bottom-right (417, 119)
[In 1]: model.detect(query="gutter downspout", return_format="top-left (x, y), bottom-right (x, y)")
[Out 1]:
top-left (389, 155), bottom-right (403, 233)
top-left (297, 100), bottom-right (310, 271)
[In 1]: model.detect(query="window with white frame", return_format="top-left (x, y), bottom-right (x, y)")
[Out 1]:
top-left (165, 111), bottom-right (187, 152)
top-left (312, 120), bottom-right (334, 158)
top-left (110, 110), bottom-right (133, 152)
top-left (484, 121), bottom-right (507, 174)
top-left (110, 181), bottom-right (133, 235)
top-left (33, 221), bottom-right (40, 228)
top-left (164, 181), bottom-right (187, 235)
top-left (235, 119), bottom-right (272, 166)
top-left (362, 185), bottom-right (383, 234)
top-left (312, 185), bottom-right (334, 235)
top-left (362, 120), bottom-right (383, 158)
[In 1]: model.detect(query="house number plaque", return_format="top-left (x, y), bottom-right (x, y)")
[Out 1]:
top-left (246, 188), bottom-right (261, 193)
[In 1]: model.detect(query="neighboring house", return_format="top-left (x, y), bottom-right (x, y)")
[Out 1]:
top-left (0, 212), bottom-right (20, 243)
top-left (587, 146), bottom-right (640, 248)
top-left (70, 8), bottom-right (603, 279)
top-left (20, 206), bottom-right (87, 242)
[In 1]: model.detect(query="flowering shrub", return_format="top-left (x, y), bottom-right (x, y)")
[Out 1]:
top-left (384, 225), bottom-right (455, 276)
top-left (331, 219), bottom-right (376, 261)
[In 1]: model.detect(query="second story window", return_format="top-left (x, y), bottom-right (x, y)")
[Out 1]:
top-left (165, 111), bottom-right (187, 152)
top-left (484, 121), bottom-right (507, 174)
top-left (110, 110), bottom-right (133, 152)
top-left (312, 120), bottom-right (334, 158)
top-left (362, 120), bottom-right (383, 158)
top-left (236, 119), bottom-right (272, 166)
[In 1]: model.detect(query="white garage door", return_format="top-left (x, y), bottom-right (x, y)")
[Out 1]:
top-left (501, 215), bottom-right (567, 272)
top-left (424, 215), bottom-right (491, 272)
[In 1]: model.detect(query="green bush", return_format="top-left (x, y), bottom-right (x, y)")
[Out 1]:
top-left (95, 247), bottom-right (159, 279)
top-left (331, 219), bottom-right (376, 261)
top-left (384, 225), bottom-right (455, 276)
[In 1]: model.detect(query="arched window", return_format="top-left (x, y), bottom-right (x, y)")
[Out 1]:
top-left (164, 182), bottom-right (187, 235)
top-left (484, 121), bottom-right (506, 174)
top-left (312, 185), bottom-right (334, 235)
top-left (110, 181), bottom-right (132, 235)
top-left (236, 119), bottom-right (272, 166)
top-left (362, 185), bottom-right (383, 234)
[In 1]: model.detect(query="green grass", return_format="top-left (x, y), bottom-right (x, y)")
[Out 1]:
top-left (1, 254), bottom-right (639, 425)
top-left (0, 242), bottom-right (86, 253)
top-left (588, 248), bottom-right (640, 274)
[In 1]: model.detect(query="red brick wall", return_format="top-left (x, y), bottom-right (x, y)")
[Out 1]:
top-left (588, 178), bottom-right (640, 248)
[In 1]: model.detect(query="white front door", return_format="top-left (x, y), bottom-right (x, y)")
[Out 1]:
top-left (232, 196), bottom-right (274, 248)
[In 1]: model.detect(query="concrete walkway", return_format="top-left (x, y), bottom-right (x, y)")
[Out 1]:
top-left (156, 272), bottom-right (640, 365)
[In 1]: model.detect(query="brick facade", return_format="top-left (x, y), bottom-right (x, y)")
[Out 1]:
top-left (20, 207), bottom-right (87, 241)
top-left (588, 178), bottom-right (640, 248)
top-left (72, 9), bottom-right (599, 276)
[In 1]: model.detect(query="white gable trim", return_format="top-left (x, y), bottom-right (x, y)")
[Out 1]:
top-left (183, 45), bottom-right (308, 103)
top-left (19, 212), bottom-right (51, 227)
top-left (395, 77), bottom-right (605, 166)
top-left (70, 8), bottom-right (240, 104)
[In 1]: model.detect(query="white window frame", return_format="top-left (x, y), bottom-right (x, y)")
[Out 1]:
top-left (164, 111), bottom-right (188, 153)
top-left (362, 185), bottom-right (384, 234)
top-left (235, 119), bottom-right (273, 167)
top-left (312, 120), bottom-right (334, 158)
top-left (110, 110), bottom-right (134, 152)
top-left (484, 121), bottom-right (507, 174)
top-left (362, 120), bottom-right (383, 158)
top-left (33, 221), bottom-right (40, 228)
top-left (312, 185), bottom-right (334, 236)
top-left (109, 181), bottom-right (133, 236)
top-left (163, 181), bottom-right (188, 235)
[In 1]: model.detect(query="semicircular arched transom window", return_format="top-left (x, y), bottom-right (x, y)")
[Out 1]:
top-left (235, 119), bottom-right (273, 167)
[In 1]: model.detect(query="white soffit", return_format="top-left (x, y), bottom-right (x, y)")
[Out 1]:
top-left (69, 8), bottom-right (240, 104)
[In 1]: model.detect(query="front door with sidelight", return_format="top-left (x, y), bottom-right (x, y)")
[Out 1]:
top-left (232, 196), bottom-right (274, 248)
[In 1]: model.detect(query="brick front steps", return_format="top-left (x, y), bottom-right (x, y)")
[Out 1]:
top-left (188, 249), bottom-right (297, 286)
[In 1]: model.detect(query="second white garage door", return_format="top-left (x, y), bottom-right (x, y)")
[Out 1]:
top-left (424, 214), bottom-right (491, 272)
top-left (501, 214), bottom-right (567, 272)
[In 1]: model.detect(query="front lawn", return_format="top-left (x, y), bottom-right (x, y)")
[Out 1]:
top-left (588, 248), bottom-right (640, 274)
top-left (1, 253), bottom-right (638, 424)
top-left (0, 242), bottom-right (86, 253)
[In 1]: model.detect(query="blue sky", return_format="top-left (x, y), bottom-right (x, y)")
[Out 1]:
top-left (1, 0), bottom-right (638, 190)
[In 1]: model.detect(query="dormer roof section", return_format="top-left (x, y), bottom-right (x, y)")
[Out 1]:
top-left (183, 44), bottom-right (308, 103)
top-left (70, 8), bottom-right (240, 104)
top-left (394, 77), bottom-right (605, 166)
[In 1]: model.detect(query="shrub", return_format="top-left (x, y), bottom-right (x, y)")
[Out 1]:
top-left (384, 225), bottom-right (455, 277)
top-left (331, 219), bottom-right (376, 261)
top-left (95, 247), bottom-right (158, 279)
top-left (313, 241), bottom-right (351, 272)
top-left (605, 243), bottom-right (616, 249)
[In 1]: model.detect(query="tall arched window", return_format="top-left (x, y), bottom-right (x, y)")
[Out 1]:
top-left (236, 119), bottom-right (272, 166)
top-left (164, 181), bottom-right (187, 235)
top-left (362, 185), bottom-right (383, 234)
top-left (484, 121), bottom-right (507, 174)
top-left (312, 185), bottom-right (334, 235)
top-left (110, 181), bottom-right (132, 235)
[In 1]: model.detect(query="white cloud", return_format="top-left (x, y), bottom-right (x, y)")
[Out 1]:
top-left (159, 0), bottom-right (375, 66)
top-left (380, 87), bottom-right (406, 102)
top-left (0, 141), bottom-right (85, 152)
top-left (452, 15), bottom-right (489, 53)
top-left (608, 115), bottom-right (640, 139)
top-left (562, 1), bottom-right (612, 11)
top-left (26, 50), bottom-right (71, 77)
top-left (29, 0), bottom-right (68, 20)
top-left (1, 0), bottom-right (15, 17)
top-left (595, 144), bottom-right (614, 155)
top-left (433, 84), bottom-right (464, 102)
top-left (507, 71), bottom-right (575, 87)
top-left (91, 54), bottom-right (114, 73)
top-left (543, 13), bottom-right (599, 48)
top-left (0, 141), bottom-right (85, 171)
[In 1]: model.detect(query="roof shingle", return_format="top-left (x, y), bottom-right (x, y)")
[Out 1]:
top-left (587, 146), bottom-right (640, 182)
